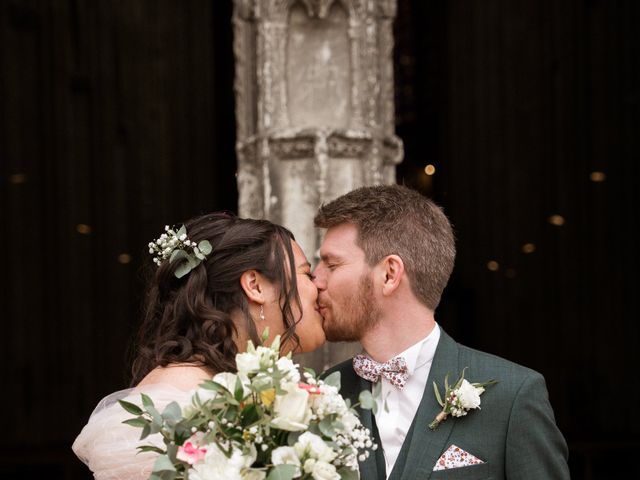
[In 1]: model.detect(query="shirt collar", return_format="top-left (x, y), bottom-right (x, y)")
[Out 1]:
top-left (392, 323), bottom-right (441, 375)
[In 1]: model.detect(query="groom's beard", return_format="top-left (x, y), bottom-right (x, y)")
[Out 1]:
top-left (324, 272), bottom-right (380, 342)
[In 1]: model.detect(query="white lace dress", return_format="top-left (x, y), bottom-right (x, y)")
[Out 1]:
top-left (72, 384), bottom-right (194, 480)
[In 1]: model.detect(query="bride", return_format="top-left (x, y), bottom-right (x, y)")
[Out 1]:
top-left (72, 212), bottom-right (326, 479)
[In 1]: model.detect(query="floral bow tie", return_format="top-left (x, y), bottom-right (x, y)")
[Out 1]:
top-left (353, 354), bottom-right (409, 390)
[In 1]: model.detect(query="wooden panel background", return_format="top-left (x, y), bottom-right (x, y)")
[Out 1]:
top-left (394, 1), bottom-right (639, 477)
top-left (1, 0), bottom-right (638, 478)
top-left (0, 1), bottom-right (237, 477)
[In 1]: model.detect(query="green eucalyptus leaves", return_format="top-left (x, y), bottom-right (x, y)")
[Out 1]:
top-left (148, 225), bottom-right (212, 278)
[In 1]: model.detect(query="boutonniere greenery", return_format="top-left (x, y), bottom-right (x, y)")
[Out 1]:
top-left (429, 368), bottom-right (497, 430)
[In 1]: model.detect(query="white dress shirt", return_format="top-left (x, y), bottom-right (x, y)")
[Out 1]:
top-left (372, 323), bottom-right (441, 477)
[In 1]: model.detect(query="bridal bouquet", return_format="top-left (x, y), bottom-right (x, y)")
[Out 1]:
top-left (119, 335), bottom-right (376, 480)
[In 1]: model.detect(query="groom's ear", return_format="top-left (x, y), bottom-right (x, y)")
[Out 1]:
top-left (380, 254), bottom-right (404, 296)
top-left (239, 269), bottom-right (266, 304)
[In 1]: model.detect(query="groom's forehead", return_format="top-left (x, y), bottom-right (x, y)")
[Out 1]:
top-left (323, 223), bottom-right (358, 241)
top-left (320, 224), bottom-right (362, 256)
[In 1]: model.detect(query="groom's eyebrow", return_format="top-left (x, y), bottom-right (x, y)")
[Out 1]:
top-left (319, 253), bottom-right (338, 262)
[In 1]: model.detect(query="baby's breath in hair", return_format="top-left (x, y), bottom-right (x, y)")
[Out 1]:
top-left (148, 225), bottom-right (212, 278)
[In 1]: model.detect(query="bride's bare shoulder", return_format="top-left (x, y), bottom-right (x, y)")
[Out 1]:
top-left (136, 364), bottom-right (214, 391)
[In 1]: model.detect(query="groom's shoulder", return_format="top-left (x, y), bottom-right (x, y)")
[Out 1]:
top-left (458, 341), bottom-right (532, 371)
top-left (451, 336), bottom-right (546, 389)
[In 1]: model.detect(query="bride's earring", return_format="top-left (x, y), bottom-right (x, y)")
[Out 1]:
top-left (260, 305), bottom-right (265, 322)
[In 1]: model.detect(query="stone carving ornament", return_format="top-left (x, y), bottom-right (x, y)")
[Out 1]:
top-left (233, 0), bottom-right (402, 369)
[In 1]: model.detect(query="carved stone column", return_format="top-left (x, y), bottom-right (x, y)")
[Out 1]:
top-left (233, 0), bottom-right (403, 370)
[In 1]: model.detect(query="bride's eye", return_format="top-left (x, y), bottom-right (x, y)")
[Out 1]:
top-left (305, 272), bottom-right (316, 280)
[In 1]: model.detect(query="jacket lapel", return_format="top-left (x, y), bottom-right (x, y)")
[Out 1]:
top-left (397, 329), bottom-right (460, 480)
top-left (357, 393), bottom-right (385, 480)
top-left (337, 364), bottom-right (386, 480)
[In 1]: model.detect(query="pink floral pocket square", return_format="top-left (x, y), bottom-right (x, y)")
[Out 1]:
top-left (433, 444), bottom-right (485, 471)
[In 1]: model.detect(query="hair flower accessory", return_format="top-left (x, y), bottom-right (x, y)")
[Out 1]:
top-left (148, 225), bottom-right (212, 278)
top-left (429, 368), bottom-right (497, 430)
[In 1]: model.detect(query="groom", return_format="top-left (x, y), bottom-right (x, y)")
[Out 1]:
top-left (314, 185), bottom-right (569, 479)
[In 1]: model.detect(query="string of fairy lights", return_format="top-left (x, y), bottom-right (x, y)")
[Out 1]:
top-left (421, 164), bottom-right (607, 278)
top-left (9, 167), bottom-right (607, 273)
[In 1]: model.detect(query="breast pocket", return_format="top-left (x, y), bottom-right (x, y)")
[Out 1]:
top-left (428, 462), bottom-right (492, 479)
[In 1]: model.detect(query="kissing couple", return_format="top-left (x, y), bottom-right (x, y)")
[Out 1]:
top-left (74, 185), bottom-right (569, 479)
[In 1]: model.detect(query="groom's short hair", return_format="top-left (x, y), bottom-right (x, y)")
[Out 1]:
top-left (314, 185), bottom-right (455, 311)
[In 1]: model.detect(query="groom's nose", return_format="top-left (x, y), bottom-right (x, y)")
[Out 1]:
top-left (312, 264), bottom-right (326, 290)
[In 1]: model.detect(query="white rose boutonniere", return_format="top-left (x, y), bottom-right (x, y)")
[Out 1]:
top-left (429, 368), bottom-right (497, 430)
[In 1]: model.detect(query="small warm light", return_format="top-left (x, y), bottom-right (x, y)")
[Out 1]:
top-left (400, 54), bottom-right (414, 67)
top-left (9, 174), bottom-right (27, 184)
top-left (522, 243), bottom-right (536, 254)
top-left (548, 215), bottom-right (565, 226)
top-left (505, 268), bottom-right (517, 279)
top-left (424, 164), bottom-right (436, 176)
top-left (76, 224), bottom-right (92, 235)
top-left (590, 171), bottom-right (606, 182)
top-left (118, 253), bottom-right (132, 264)
top-left (487, 260), bottom-right (499, 271)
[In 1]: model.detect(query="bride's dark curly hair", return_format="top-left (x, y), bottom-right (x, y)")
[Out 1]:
top-left (130, 212), bottom-right (302, 385)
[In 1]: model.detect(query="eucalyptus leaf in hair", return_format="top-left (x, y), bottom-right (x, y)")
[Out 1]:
top-left (148, 225), bottom-right (212, 278)
top-left (199, 240), bottom-right (212, 255)
top-left (169, 249), bottom-right (189, 264)
top-left (174, 263), bottom-right (190, 279)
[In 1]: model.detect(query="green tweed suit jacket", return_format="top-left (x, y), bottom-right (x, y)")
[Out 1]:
top-left (326, 329), bottom-right (570, 479)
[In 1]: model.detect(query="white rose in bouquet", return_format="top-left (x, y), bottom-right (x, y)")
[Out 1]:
top-left (212, 372), bottom-right (242, 391)
top-left (236, 351), bottom-right (262, 376)
top-left (183, 372), bottom-right (245, 417)
top-left (276, 356), bottom-right (301, 383)
top-left (294, 432), bottom-right (337, 463)
top-left (271, 383), bottom-right (312, 431)
top-left (271, 446), bottom-right (302, 477)
top-left (189, 443), bottom-right (254, 480)
top-left (242, 470), bottom-right (267, 480)
top-left (303, 459), bottom-right (341, 480)
top-left (191, 371), bottom-right (248, 405)
top-left (237, 344), bottom-right (277, 376)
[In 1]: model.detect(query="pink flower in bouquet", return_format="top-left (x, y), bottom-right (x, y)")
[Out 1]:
top-left (177, 441), bottom-right (207, 465)
top-left (298, 382), bottom-right (321, 395)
